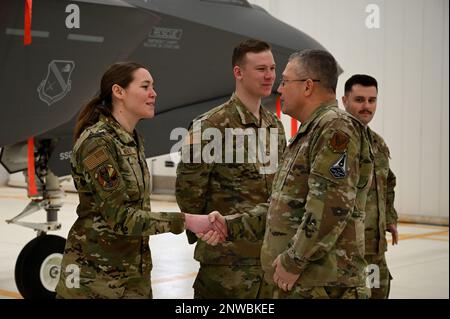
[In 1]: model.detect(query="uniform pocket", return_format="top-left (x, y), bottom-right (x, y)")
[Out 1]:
top-left (117, 155), bottom-right (141, 201)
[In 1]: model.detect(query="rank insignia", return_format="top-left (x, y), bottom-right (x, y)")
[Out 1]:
top-left (329, 131), bottom-right (349, 153)
top-left (329, 153), bottom-right (347, 179)
top-left (95, 164), bottom-right (119, 190)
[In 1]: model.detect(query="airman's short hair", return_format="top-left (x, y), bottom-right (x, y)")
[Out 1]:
top-left (344, 74), bottom-right (378, 95)
top-left (232, 39), bottom-right (271, 67)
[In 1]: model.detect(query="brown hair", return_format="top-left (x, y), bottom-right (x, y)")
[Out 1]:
top-left (73, 61), bottom-right (146, 140)
top-left (232, 39), bottom-right (271, 68)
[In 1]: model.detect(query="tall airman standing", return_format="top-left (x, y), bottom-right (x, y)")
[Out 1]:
top-left (176, 39), bottom-right (286, 298)
top-left (342, 74), bottom-right (399, 299)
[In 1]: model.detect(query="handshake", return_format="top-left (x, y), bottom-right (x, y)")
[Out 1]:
top-left (184, 211), bottom-right (227, 246)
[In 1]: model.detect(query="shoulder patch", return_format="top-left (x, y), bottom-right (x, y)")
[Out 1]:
top-left (329, 153), bottom-right (347, 179)
top-left (83, 147), bottom-right (109, 170)
top-left (95, 164), bottom-right (120, 190)
top-left (329, 131), bottom-right (349, 153)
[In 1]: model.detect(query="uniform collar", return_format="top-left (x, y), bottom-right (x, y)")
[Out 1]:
top-left (231, 92), bottom-right (277, 128)
top-left (366, 126), bottom-right (375, 144)
top-left (289, 100), bottom-right (339, 143)
top-left (99, 114), bottom-right (137, 146)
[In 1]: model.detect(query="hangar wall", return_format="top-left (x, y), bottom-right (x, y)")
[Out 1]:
top-left (250, 0), bottom-right (449, 224)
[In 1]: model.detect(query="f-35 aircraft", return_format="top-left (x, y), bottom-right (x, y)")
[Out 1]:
top-left (0, 0), bottom-right (333, 298)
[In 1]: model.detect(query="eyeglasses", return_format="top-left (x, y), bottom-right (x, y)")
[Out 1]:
top-left (279, 79), bottom-right (320, 87)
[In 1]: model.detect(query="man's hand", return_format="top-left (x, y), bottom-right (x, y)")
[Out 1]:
top-left (196, 211), bottom-right (228, 245)
top-left (196, 230), bottom-right (223, 246)
top-left (208, 210), bottom-right (227, 238)
top-left (387, 224), bottom-right (399, 245)
top-left (272, 255), bottom-right (299, 292)
top-left (184, 211), bottom-right (227, 243)
top-left (184, 213), bottom-right (214, 234)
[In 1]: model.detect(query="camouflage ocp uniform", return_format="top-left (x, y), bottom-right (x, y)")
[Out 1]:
top-left (55, 115), bottom-right (184, 299)
top-left (364, 127), bottom-right (398, 299)
top-left (176, 93), bottom-right (286, 298)
top-left (227, 101), bottom-right (374, 299)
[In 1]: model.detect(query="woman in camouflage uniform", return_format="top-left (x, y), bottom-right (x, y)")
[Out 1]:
top-left (55, 62), bottom-right (194, 298)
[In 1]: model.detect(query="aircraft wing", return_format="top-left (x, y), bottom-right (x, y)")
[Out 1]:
top-left (1, 0), bottom-right (334, 177)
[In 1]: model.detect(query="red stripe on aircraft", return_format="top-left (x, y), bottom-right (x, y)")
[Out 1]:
top-left (24, 0), bottom-right (32, 45)
top-left (291, 117), bottom-right (298, 137)
top-left (27, 137), bottom-right (38, 196)
top-left (276, 96), bottom-right (281, 119)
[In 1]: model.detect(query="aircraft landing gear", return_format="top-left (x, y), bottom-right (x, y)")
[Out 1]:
top-left (15, 234), bottom-right (66, 299)
top-left (4, 139), bottom-right (67, 299)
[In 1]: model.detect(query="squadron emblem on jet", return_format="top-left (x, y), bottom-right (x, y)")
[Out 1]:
top-left (37, 60), bottom-right (75, 106)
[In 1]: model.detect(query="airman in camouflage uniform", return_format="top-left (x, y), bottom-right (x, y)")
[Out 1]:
top-left (55, 115), bottom-right (185, 299)
top-left (176, 39), bottom-right (286, 298)
top-left (176, 94), bottom-right (286, 298)
top-left (218, 50), bottom-right (374, 299)
top-left (54, 60), bottom-right (189, 300)
top-left (342, 74), bottom-right (398, 299)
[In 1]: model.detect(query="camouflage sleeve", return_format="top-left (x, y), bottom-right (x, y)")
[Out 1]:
top-left (175, 119), bottom-right (215, 244)
top-left (225, 203), bottom-right (269, 241)
top-left (385, 168), bottom-right (398, 225)
top-left (79, 136), bottom-right (185, 236)
top-left (279, 122), bottom-right (364, 275)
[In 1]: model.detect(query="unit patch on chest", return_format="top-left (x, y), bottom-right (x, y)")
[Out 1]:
top-left (95, 164), bottom-right (120, 190)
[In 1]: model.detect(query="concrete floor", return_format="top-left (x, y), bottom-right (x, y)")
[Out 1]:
top-left (0, 186), bottom-right (448, 299)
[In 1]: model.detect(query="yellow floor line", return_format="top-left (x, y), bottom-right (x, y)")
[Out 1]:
top-left (420, 237), bottom-right (449, 242)
top-left (0, 289), bottom-right (22, 299)
top-left (399, 223), bottom-right (449, 230)
top-left (0, 272), bottom-right (199, 298)
top-left (152, 272), bottom-right (197, 285)
top-left (396, 230), bottom-right (448, 241)
top-left (0, 194), bottom-right (79, 204)
top-left (0, 194), bottom-right (29, 201)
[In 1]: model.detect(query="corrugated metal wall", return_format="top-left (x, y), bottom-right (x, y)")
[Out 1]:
top-left (250, 0), bottom-right (449, 224)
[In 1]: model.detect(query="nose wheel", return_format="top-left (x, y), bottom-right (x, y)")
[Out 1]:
top-left (15, 234), bottom-right (66, 299)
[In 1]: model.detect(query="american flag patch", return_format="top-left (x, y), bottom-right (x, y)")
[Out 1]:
top-left (83, 147), bottom-right (109, 170)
